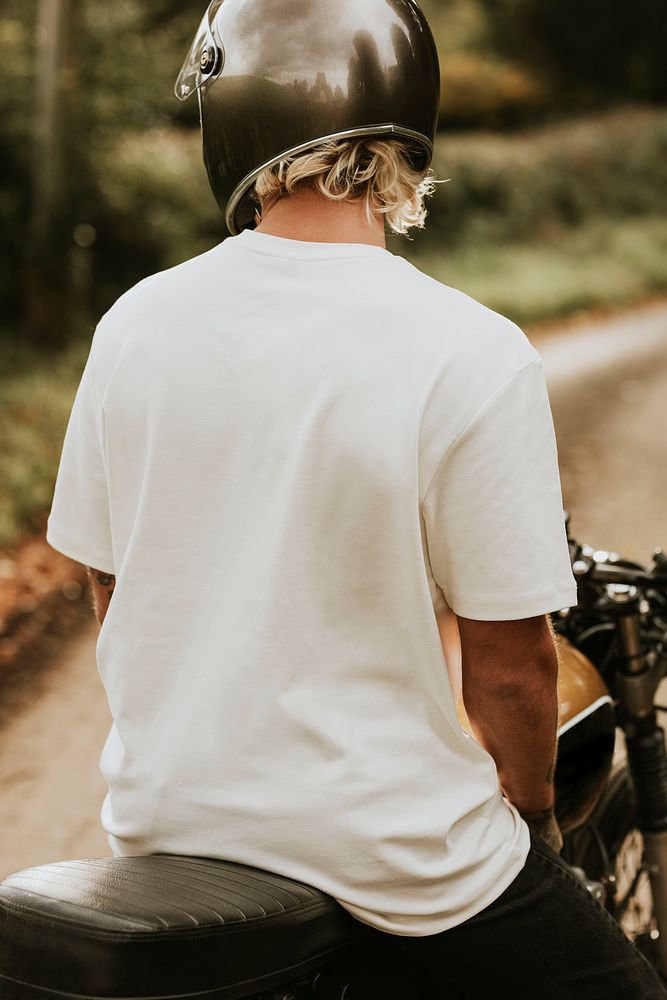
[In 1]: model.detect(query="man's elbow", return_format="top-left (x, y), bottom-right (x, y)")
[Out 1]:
top-left (458, 614), bottom-right (560, 692)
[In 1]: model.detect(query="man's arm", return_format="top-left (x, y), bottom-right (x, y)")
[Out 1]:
top-left (86, 566), bottom-right (116, 626)
top-left (456, 612), bottom-right (562, 851)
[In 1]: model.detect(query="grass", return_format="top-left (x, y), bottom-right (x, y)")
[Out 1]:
top-left (400, 215), bottom-right (667, 327)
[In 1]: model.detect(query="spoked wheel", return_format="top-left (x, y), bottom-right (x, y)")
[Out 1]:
top-left (563, 760), bottom-right (660, 964)
top-left (614, 826), bottom-right (656, 946)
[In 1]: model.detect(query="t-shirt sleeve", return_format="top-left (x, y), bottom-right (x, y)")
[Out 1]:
top-left (422, 357), bottom-right (577, 620)
top-left (45, 347), bottom-right (115, 575)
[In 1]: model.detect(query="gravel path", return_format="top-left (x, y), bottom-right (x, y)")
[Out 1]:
top-left (1, 300), bottom-right (666, 879)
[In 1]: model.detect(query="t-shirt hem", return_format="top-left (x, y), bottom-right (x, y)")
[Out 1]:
top-left (448, 584), bottom-right (578, 621)
top-left (335, 824), bottom-right (531, 937)
top-left (46, 522), bottom-right (115, 575)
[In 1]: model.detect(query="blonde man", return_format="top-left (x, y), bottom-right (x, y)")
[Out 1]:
top-left (47, 1), bottom-right (666, 996)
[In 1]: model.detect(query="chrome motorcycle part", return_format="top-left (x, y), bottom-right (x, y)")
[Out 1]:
top-left (174, 0), bottom-right (441, 235)
top-left (642, 829), bottom-right (667, 976)
top-left (560, 526), bottom-right (667, 979)
top-left (608, 586), bottom-right (645, 669)
top-left (564, 761), bottom-right (667, 975)
top-left (611, 588), bottom-right (667, 832)
top-left (594, 550), bottom-right (621, 564)
top-left (607, 583), bottom-right (640, 606)
top-left (568, 864), bottom-right (605, 903)
top-left (626, 729), bottom-right (667, 833)
top-left (617, 662), bottom-right (663, 719)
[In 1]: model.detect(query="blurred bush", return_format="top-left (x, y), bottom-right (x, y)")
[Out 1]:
top-left (423, 106), bottom-right (667, 249)
top-left (0, 336), bottom-right (89, 547)
top-left (38, 104), bottom-right (663, 320)
top-left (2, 0), bottom-right (666, 349)
top-left (0, 0), bottom-right (203, 343)
top-left (424, 0), bottom-right (667, 126)
top-left (439, 53), bottom-right (548, 128)
top-left (86, 129), bottom-right (220, 315)
top-left (406, 215), bottom-right (667, 327)
top-left (480, 0), bottom-right (666, 104)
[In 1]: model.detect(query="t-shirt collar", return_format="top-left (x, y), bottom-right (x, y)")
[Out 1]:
top-left (230, 227), bottom-right (393, 260)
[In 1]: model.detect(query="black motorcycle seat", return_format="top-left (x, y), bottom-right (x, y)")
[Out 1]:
top-left (0, 854), bottom-right (352, 1000)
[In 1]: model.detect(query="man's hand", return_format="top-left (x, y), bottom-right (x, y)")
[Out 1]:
top-left (523, 806), bottom-right (564, 854)
top-left (456, 613), bottom-right (563, 851)
top-left (86, 566), bottom-right (116, 626)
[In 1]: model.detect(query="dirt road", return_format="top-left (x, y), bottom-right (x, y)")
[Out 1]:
top-left (0, 624), bottom-right (110, 874)
top-left (1, 301), bottom-right (666, 878)
top-left (541, 301), bottom-right (667, 561)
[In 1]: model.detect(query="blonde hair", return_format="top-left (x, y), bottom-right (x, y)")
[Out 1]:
top-left (251, 137), bottom-right (441, 237)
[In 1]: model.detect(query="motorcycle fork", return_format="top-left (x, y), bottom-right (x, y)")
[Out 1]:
top-left (609, 584), bottom-right (667, 973)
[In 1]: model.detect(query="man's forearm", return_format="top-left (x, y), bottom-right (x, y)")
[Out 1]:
top-left (464, 664), bottom-right (558, 817)
top-left (458, 617), bottom-right (560, 819)
top-left (86, 566), bottom-right (116, 626)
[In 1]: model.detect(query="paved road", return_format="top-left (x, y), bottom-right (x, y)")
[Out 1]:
top-left (1, 301), bottom-right (666, 879)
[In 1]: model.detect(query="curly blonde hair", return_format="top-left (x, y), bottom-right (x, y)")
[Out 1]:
top-left (251, 137), bottom-right (441, 237)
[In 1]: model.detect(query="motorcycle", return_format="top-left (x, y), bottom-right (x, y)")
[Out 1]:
top-left (2, 516), bottom-right (667, 999)
top-left (555, 519), bottom-right (667, 975)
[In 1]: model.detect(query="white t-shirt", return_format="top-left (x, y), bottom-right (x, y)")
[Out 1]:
top-left (46, 228), bottom-right (577, 936)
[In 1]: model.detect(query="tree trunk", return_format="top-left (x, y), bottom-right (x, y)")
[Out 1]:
top-left (23, 0), bottom-right (73, 351)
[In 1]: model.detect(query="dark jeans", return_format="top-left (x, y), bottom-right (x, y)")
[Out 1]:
top-left (347, 830), bottom-right (667, 999)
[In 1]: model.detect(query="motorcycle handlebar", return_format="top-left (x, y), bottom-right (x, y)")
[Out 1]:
top-left (588, 562), bottom-right (656, 587)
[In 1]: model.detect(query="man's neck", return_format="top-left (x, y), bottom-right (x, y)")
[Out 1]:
top-left (253, 189), bottom-right (386, 249)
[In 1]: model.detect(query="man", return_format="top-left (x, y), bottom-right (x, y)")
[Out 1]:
top-left (47, 1), bottom-right (667, 995)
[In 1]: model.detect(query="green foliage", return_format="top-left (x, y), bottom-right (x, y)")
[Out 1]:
top-left (0, 336), bottom-right (89, 548)
top-left (481, 0), bottom-right (667, 103)
top-left (52, 104), bottom-right (667, 319)
top-left (1, 0), bottom-right (666, 344)
top-left (85, 128), bottom-right (220, 315)
top-left (0, 0), bottom-right (206, 336)
top-left (414, 107), bottom-right (667, 251)
top-left (420, 0), bottom-right (493, 56)
top-left (438, 52), bottom-right (549, 129)
top-left (79, 0), bottom-right (203, 134)
top-left (420, 0), bottom-right (552, 128)
top-left (408, 216), bottom-right (667, 327)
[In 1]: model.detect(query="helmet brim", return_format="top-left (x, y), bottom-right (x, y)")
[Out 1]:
top-left (225, 126), bottom-right (433, 236)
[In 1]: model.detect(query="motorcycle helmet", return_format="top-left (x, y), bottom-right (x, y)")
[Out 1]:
top-left (174, 0), bottom-right (441, 235)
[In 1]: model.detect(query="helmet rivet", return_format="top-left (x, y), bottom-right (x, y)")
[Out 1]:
top-left (200, 46), bottom-right (216, 74)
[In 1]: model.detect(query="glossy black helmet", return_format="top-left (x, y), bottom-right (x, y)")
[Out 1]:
top-left (175, 0), bottom-right (440, 235)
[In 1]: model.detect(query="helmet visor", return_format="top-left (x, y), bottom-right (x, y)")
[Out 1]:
top-left (174, 0), bottom-right (224, 101)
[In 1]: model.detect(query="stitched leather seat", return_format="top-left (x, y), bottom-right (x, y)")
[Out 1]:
top-left (0, 854), bottom-right (351, 999)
